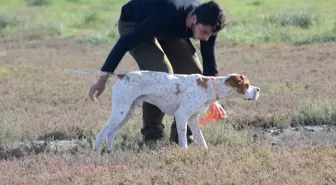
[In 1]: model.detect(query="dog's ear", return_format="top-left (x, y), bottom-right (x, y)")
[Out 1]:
top-left (225, 75), bottom-right (244, 87)
top-left (238, 75), bottom-right (244, 83)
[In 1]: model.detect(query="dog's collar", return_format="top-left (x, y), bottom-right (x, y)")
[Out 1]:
top-left (210, 76), bottom-right (219, 101)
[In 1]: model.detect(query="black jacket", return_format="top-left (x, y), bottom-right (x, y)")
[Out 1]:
top-left (101, 0), bottom-right (218, 76)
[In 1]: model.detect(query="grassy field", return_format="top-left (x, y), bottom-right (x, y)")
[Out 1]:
top-left (1, 0), bottom-right (336, 184)
top-left (1, 0), bottom-right (335, 44)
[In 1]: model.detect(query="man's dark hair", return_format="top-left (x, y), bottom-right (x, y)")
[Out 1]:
top-left (192, 1), bottom-right (226, 33)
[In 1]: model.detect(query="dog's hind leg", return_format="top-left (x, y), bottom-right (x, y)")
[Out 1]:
top-left (92, 98), bottom-right (135, 152)
top-left (188, 114), bottom-right (207, 149)
top-left (105, 103), bottom-right (136, 153)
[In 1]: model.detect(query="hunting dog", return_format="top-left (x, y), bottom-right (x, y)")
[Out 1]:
top-left (67, 69), bottom-right (260, 153)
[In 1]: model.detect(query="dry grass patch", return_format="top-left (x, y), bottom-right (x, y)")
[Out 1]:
top-left (0, 38), bottom-right (336, 184)
top-left (1, 144), bottom-right (335, 185)
top-left (1, 39), bottom-right (336, 144)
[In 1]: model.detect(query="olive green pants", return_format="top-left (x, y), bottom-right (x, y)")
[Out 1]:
top-left (118, 20), bottom-right (203, 143)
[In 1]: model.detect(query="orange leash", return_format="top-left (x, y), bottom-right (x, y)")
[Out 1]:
top-left (200, 77), bottom-right (227, 127)
top-left (211, 76), bottom-right (219, 101)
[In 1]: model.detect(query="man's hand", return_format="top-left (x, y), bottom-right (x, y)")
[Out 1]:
top-left (200, 101), bottom-right (227, 127)
top-left (88, 75), bottom-right (109, 102)
top-left (210, 101), bottom-right (227, 119)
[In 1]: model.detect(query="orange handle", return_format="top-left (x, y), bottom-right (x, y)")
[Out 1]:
top-left (200, 103), bottom-right (227, 127)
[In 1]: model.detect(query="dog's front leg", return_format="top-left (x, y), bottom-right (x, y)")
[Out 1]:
top-left (188, 114), bottom-right (208, 149)
top-left (175, 111), bottom-right (190, 149)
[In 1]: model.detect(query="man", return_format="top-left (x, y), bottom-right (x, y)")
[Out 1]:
top-left (89, 0), bottom-right (227, 145)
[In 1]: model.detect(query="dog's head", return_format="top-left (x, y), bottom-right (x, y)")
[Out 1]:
top-left (224, 73), bottom-right (260, 101)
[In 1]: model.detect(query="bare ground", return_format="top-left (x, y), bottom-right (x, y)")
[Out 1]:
top-left (0, 38), bottom-right (336, 184)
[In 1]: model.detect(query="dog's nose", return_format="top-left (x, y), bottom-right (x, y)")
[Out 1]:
top-left (256, 88), bottom-right (260, 92)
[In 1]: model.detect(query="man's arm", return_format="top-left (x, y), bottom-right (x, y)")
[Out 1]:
top-left (200, 34), bottom-right (218, 76)
top-left (100, 17), bottom-right (165, 73)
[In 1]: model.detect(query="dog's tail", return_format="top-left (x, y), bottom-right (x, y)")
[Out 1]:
top-left (66, 69), bottom-right (115, 77)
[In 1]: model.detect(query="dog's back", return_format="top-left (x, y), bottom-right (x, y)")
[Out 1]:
top-left (115, 71), bottom-right (198, 91)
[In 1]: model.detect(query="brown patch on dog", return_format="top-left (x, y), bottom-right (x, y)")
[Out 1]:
top-left (117, 73), bottom-right (129, 81)
top-left (225, 74), bottom-right (250, 94)
top-left (117, 73), bottom-right (126, 79)
top-left (196, 76), bottom-right (209, 89)
top-left (175, 84), bottom-right (181, 95)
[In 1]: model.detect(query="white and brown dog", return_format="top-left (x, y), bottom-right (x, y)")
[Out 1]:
top-left (67, 69), bottom-right (260, 153)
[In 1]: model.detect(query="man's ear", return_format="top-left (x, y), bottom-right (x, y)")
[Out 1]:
top-left (191, 15), bottom-right (197, 24)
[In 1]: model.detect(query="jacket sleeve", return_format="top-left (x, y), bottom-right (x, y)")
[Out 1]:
top-left (100, 17), bottom-right (165, 73)
top-left (200, 34), bottom-right (219, 76)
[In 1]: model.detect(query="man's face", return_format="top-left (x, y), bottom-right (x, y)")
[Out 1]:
top-left (190, 16), bottom-right (214, 41)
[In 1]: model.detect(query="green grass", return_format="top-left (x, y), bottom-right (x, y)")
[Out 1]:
top-left (291, 100), bottom-right (336, 126)
top-left (0, 0), bottom-right (126, 43)
top-left (219, 0), bottom-right (336, 44)
top-left (24, 0), bottom-right (53, 6)
top-left (0, 0), bottom-right (335, 45)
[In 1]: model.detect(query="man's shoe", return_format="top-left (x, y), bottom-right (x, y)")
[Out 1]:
top-left (141, 122), bottom-right (165, 142)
